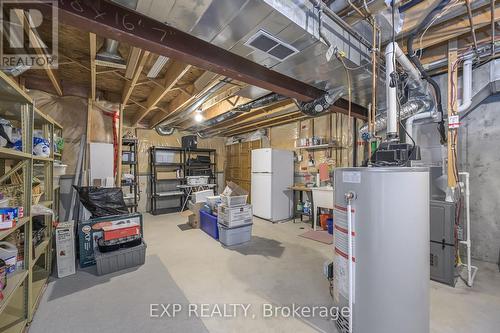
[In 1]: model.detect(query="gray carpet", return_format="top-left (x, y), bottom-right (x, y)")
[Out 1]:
top-left (29, 255), bottom-right (208, 333)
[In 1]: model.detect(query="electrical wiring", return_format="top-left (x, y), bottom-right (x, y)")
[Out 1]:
top-left (416, 0), bottom-right (461, 59)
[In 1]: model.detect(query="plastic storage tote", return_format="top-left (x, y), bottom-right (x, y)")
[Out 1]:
top-left (220, 194), bottom-right (248, 207)
top-left (327, 218), bottom-right (334, 235)
top-left (200, 210), bottom-right (219, 240)
top-left (218, 223), bottom-right (252, 246)
top-left (217, 204), bottom-right (253, 228)
top-left (94, 241), bottom-right (146, 276)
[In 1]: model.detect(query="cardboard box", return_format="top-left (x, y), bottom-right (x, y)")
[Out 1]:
top-left (78, 213), bottom-right (143, 267)
top-left (102, 221), bottom-right (140, 241)
top-left (55, 221), bottom-right (76, 278)
top-left (181, 201), bottom-right (205, 228)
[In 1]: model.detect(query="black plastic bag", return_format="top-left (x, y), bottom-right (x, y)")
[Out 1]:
top-left (74, 186), bottom-right (129, 218)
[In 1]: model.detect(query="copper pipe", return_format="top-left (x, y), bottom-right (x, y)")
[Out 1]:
top-left (369, 20), bottom-right (378, 157)
top-left (465, 0), bottom-right (479, 52)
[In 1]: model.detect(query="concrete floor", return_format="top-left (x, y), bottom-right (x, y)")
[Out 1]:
top-left (31, 213), bottom-right (500, 332)
top-left (134, 213), bottom-right (500, 332)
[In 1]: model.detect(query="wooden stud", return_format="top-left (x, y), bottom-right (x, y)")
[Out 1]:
top-left (89, 33), bottom-right (97, 100)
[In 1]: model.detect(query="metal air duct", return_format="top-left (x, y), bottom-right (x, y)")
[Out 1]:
top-left (296, 87), bottom-right (345, 116)
top-left (95, 39), bottom-right (126, 69)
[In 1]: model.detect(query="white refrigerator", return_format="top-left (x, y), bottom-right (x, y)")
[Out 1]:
top-left (251, 148), bottom-right (294, 222)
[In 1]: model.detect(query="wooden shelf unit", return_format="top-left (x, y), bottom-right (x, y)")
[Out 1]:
top-left (0, 72), bottom-right (61, 332)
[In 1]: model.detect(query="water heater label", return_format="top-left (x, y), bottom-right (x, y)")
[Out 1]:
top-left (333, 206), bottom-right (356, 304)
top-left (343, 171), bottom-right (361, 183)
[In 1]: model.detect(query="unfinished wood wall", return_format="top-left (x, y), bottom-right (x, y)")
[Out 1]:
top-left (224, 139), bottom-right (262, 198)
top-left (269, 113), bottom-right (366, 176)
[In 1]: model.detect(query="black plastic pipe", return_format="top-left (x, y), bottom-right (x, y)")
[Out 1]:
top-left (406, 0), bottom-right (450, 144)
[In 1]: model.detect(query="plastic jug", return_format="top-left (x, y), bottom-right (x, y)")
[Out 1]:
top-left (0, 242), bottom-right (18, 275)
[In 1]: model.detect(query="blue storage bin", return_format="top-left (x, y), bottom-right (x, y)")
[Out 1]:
top-left (200, 210), bottom-right (219, 240)
top-left (327, 218), bottom-right (334, 235)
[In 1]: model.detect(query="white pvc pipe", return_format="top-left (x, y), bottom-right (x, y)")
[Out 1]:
top-left (392, 42), bottom-right (422, 86)
top-left (386, 42), bottom-right (426, 138)
top-left (458, 171), bottom-right (478, 287)
top-left (405, 111), bottom-right (432, 143)
top-left (385, 43), bottom-right (398, 137)
top-left (458, 58), bottom-right (473, 112)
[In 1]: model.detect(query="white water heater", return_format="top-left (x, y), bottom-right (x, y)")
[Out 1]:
top-left (333, 167), bottom-right (430, 333)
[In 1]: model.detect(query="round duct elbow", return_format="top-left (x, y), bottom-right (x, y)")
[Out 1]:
top-left (359, 97), bottom-right (434, 138)
top-left (155, 126), bottom-right (175, 136)
top-left (297, 88), bottom-right (345, 116)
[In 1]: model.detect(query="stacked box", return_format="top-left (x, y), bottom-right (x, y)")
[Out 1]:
top-left (217, 204), bottom-right (253, 228)
top-left (218, 223), bottom-right (253, 246)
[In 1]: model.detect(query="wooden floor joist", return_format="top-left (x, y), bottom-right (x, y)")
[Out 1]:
top-left (130, 61), bottom-right (191, 126)
top-left (122, 50), bottom-right (150, 105)
top-left (14, 9), bottom-right (63, 96)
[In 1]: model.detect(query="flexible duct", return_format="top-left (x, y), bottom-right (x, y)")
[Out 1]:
top-left (296, 87), bottom-right (345, 116)
top-left (359, 97), bottom-right (433, 136)
top-left (155, 79), bottom-right (230, 132)
top-left (234, 93), bottom-right (287, 112)
top-left (404, 57), bottom-right (473, 142)
top-left (196, 93), bottom-right (287, 130)
top-left (193, 93), bottom-right (290, 137)
top-left (155, 126), bottom-right (175, 136)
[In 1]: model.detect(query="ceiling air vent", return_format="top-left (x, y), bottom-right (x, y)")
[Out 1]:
top-left (245, 30), bottom-right (299, 61)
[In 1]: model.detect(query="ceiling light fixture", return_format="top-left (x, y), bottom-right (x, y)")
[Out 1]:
top-left (194, 108), bottom-right (203, 122)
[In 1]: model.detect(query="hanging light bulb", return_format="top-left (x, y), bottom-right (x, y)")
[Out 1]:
top-left (194, 108), bottom-right (203, 122)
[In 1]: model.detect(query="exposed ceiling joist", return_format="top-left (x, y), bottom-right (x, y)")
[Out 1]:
top-left (124, 47), bottom-right (142, 79)
top-left (89, 32), bottom-right (96, 100)
top-left (14, 9), bottom-right (63, 96)
top-left (20, 0), bottom-right (325, 102)
top-left (122, 49), bottom-right (150, 105)
top-left (403, 3), bottom-right (500, 52)
top-left (200, 84), bottom-right (246, 111)
top-left (130, 61), bottom-right (191, 126)
top-left (148, 73), bottom-right (224, 128)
